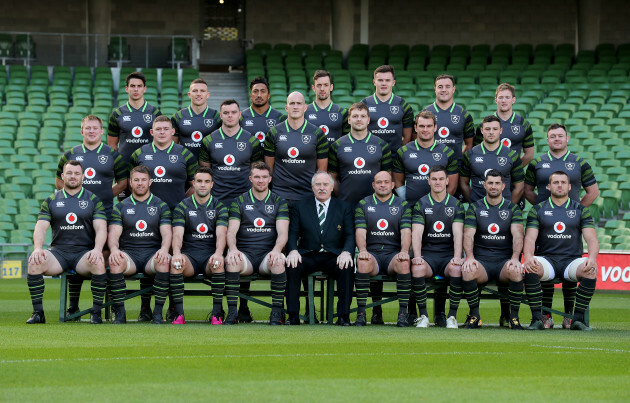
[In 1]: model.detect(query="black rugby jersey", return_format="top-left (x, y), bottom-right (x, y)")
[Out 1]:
top-left (355, 194), bottom-right (411, 253)
top-left (171, 105), bottom-right (221, 160)
top-left (465, 197), bottom-right (523, 259)
top-left (172, 195), bottom-right (228, 253)
top-left (473, 112), bottom-right (534, 156)
top-left (424, 102), bottom-right (474, 161)
top-left (108, 101), bottom-right (161, 162)
top-left (305, 101), bottom-right (349, 143)
top-left (361, 93), bottom-right (414, 152)
top-left (240, 105), bottom-right (286, 144)
top-left (110, 193), bottom-right (171, 250)
top-left (412, 193), bottom-right (465, 254)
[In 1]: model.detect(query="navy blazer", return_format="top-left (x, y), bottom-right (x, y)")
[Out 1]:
top-left (287, 196), bottom-right (355, 256)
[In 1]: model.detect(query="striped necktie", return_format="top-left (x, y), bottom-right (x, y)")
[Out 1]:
top-left (318, 203), bottom-right (325, 233)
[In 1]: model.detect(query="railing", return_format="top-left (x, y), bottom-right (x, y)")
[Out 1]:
top-left (0, 31), bottom-right (198, 69)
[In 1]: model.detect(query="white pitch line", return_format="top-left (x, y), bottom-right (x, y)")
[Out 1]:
top-left (531, 344), bottom-right (630, 353)
top-left (0, 350), bottom-right (577, 365)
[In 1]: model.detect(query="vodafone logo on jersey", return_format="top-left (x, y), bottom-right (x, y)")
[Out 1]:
top-left (66, 212), bottom-right (78, 224)
top-left (377, 219), bottom-right (389, 230)
top-left (192, 131), bottom-right (203, 142)
top-left (136, 220), bottom-right (147, 231)
top-left (320, 125), bottom-right (329, 135)
top-left (132, 126), bottom-right (143, 138)
top-left (154, 166), bottom-right (166, 177)
top-left (84, 167), bottom-right (96, 179)
top-left (254, 217), bottom-right (265, 228)
top-left (488, 223), bottom-right (500, 235)
top-left (438, 127), bottom-right (450, 138)
top-left (418, 164), bottom-right (430, 175)
top-left (377, 117), bottom-right (389, 129)
top-left (196, 223), bottom-right (208, 234)
top-left (288, 147), bottom-right (299, 158)
top-left (433, 221), bottom-right (445, 232)
top-left (502, 138), bottom-right (512, 147)
top-left (554, 222), bottom-right (566, 233)
top-left (256, 132), bottom-right (265, 142)
top-left (224, 154), bottom-right (236, 166)
top-left (354, 157), bottom-right (366, 168)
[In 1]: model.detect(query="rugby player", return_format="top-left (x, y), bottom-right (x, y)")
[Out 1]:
top-left (224, 162), bottom-right (289, 325)
top-left (305, 70), bottom-right (349, 143)
top-left (107, 166), bottom-right (172, 324)
top-left (523, 171), bottom-right (599, 331)
top-left (411, 165), bottom-right (465, 328)
top-left (27, 160), bottom-right (107, 324)
top-left (354, 171), bottom-right (412, 327)
top-left (240, 76), bottom-right (286, 144)
top-left (462, 170), bottom-right (525, 329)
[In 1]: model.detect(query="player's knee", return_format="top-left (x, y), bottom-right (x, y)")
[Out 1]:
top-left (357, 260), bottom-right (371, 274)
top-left (446, 264), bottom-right (461, 277)
top-left (411, 263), bottom-right (428, 277)
top-left (393, 261), bottom-right (410, 275)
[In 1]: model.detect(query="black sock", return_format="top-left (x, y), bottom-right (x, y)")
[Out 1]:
top-left (497, 283), bottom-right (510, 318)
top-left (27, 274), bottom-right (45, 312)
top-left (152, 272), bottom-right (170, 315)
top-left (541, 281), bottom-right (555, 312)
top-left (355, 272), bottom-right (370, 313)
top-left (225, 272), bottom-right (240, 311)
top-left (90, 273), bottom-right (107, 313)
top-left (370, 280), bottom-right (383, 312)
top-left (140, 277), bottom-right (153, 308)
top-left (463, 279), bottom-right (479, 317)
top-left (524, 273), bottom-right (543, 320)
top-left (411, 276), bottom-right (428, 317)
top-left (508, 280), bottom-right (523, 318)
top-left (562, 279), bottom-right (577, 314)
top-left (433, 281), bottom-right (448, 317)
top-left (170, 273), bottom-right (185, 316)
top-left (270, 272), bottom-right (286, 310)
top-left (68, 274), bottom-right (84, 309)
top-left (108, 272), bottom-right (126, 309)
top-left (447, 276), bottom-right (462, 318)
top-left (573, 278), bottom-right (596, 322)
top-left (239, 281), bottom-right (250, 310)
top-left (211, 272), bottom-right (225, 316)
top-left (397, 272), bottom-right (411, 314)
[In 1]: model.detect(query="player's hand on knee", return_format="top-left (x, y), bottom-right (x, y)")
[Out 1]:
top-left (584, 257), bottom-right (598, 275)
top-left (523, 257), bottom-right (540, 273)
top-left (397, 251), bottom-right (410, 261)
top-left (462, 258), bottom-right (477, 273)
top-left (451, 257), bottom-right (464, 266)
top-left (109, 249), bottom-right (124, 267)
top-left (508, 258), bottom-right (522, 273)
top-left (28, 248), bottom-right (47, 265)
top-left (171, 253), bottom-right (185, 271)
top-left (226, 250), bottom-right (241, 266)
top-left (412, 256), bottom-right (424, 266)
top-left (209, 254), bottom-right (224, 271)
top-left (337, 251), bottom-right (353, 270)
top-left (155, 248), bottom-right (170, 265)
top-left (87, 249), bottom-right (104, 265)
top-left (357, 250), bottom-right (371, 261)
top-left (268, 251), bottom-right (284, 267)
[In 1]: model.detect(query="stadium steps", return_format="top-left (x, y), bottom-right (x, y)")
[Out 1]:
top-left (200, 71), bottom-right (248, 111)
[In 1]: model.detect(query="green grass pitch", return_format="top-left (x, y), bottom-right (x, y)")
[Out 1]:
top-left (1, 278), bottom-right (629, 402)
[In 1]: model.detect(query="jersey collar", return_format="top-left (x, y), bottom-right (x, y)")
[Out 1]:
top-left (494, 111), bottom-right (515, 124)
top-left (312, 101), bottom-right (333, 112)
top-left (372, 193), bottom-right (395, 205)
top-left (219, 127), bottom-right (243, 140)
top-left (152, 141), bottom-right (175, 153)
top-left (130, 193), bottom-right (153, 205)
top-left (192, 194), bottom-right (213, 209)
top-left (547, 149), bottom-right (571, 161)
top-left (414, 139), bottom-right (437, 151)
top-left (348, 132), bottom-right (372, 144)
top-left (284, 120), bottom-right (308, 133)
top-left (250, 105), bottom-right (272, 118)
top-left (483, 196), bottom-right (505, 209)
top-left (548, 197), bottom-right (570, 209)
top-left (433, 102), bottom-right (456, 113)
top-left (81, 143), bottom-right (103, 153)
top-left (127, 101), bottom-right (148, 113)
top-left (373, 93), bottom-right (394, 105)
top-left (249, 189), bottom-right (271, 203)
top-left (428, 193), bottom-right (449, 206)
top-left (62, 188), bottom-right (84, 198)
top-left (188, 105), bottom-right (209, 118)
top-left (480, 143), bottom-right (503, 155)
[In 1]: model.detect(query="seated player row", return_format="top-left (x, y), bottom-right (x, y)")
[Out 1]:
top-left (26, 161), bottom-right (598, 330)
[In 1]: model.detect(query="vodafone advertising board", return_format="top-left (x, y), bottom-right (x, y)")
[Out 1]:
top-left (593, 252), bottom-right (630, 291)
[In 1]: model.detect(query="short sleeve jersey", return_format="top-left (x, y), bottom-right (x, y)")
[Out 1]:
top-left (107, 101), bottom-right (161, 162)
top-left (355, 194), bottom-right (411, 253)
top-left (465, 197), bottom-right (523, 260)
top-left (473, 112), bottom-right (534, 156)
top-left (525, 151), bottom-right (597, 204)
top-left (393, 140), bottom-right (458, 205)
top-left (361, 93), bottom-right (414, 152)
top-left (198, 127), bottom-right (263, 201)
top-left (172, 195), bottom-right (228, 253)
top-left (424, 102), bottom-right (475, 161)
top-left (328, 133), bottom-right (392, 205)
top-left (38, 188), bottom-right (106, 253)
top-left (460, 144), bottom-right (524, 203)
top-left (56, 143), bottom-right (127, 217)
top-left (264, 120), bottom-right (328, 201)
top-left (129, 142), bottom-right (198, 209)
top-left (229, 189), bottom-right (289, 251)
top-left (171, 105), bottom-right (221, 160)
top-left (526, 198), bottom-right (594, 258)
top-left (412, 193), bottom-right (465, 254)
top-left (110, 193), bottom-right (171, 250)
top-left (305, 102), bottom-right (349, 143)
top-left (240, 105), bottom-right (287, 144)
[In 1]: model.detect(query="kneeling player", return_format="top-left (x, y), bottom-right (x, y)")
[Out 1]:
top-left (523, 171), bottom-right (599, 331)
top-left (411, 165), bottom-right (465, 328)
top-left (26, 160), bottom-right (108, 324)
top-left (225, 162), bottom-right (289, 325)
top-left (354, 171), bottom-right (412, 327)
top-left (462, 170), bottom-right (525, 329)
top-left (171, 167), bottom-right (228, 324)
top-left (108, 166), bottom-right (172, 324)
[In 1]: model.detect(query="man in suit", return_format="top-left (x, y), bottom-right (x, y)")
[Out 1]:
top-left (285, 171), bottom-right (355, 325)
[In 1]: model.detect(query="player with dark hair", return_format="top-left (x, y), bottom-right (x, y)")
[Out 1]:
top-left (305, 70), bottom-right (349, 143)
top-left (240, 76), bottom-right (286, 144)
top-left (411, 165), bottom-right (465, 328)
top-left (328, 102), bottom-right (392, 205)
top-left (462, 170), bottom-right (525, 329)
top-left (170, 167), bottom-right (228, 324)
top-left (361, 65), bottom-right (414, 152)
top-left (107, 166), bottom-right (172, 324)
top-left (224, 162), bottom-right (290, 325)
top-left (354, 171), bottom-right (412, 327)
top-left (171, 78), bottom-right (221, 160)
top-left (523, 171), bottom-right (599, 331)
top-left (26, 160), bottom-right (108, 324)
